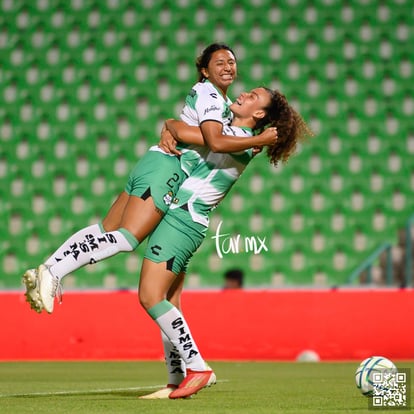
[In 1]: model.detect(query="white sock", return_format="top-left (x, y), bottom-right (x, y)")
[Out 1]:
top-left (48, 228), bottom-right (138, 281)
top-left (45, 224), bottom-right (103, 266)
top-left (148, 300), bottom-right (206, 372)
top-left (161, 330), bottom-right (186, 386)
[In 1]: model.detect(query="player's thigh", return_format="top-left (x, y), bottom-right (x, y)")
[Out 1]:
top-left (102, 191), bottom-right (129, 231)
top-left (120, 195), bottom-right (163, 242)
top-left (102, 191), bottom-right (163, 242)
top-left (139, 259), bottom-right (176, 310)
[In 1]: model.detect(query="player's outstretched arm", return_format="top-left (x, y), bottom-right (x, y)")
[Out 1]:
top-left (165, 119), bottom-right (277, 154)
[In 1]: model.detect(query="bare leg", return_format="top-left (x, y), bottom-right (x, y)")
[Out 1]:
top-left (138, 259), bottom-right (176, 310)
top-left (102, 191), bottom-right (164, 242)
top-left (138, 263), bottom-right (186, 398)
top-left (43, 190), bottom-right (160, 266)
top-left (139, 259), bottom-right (206, 372)
top-left (41, 193), bottom-right (165, 285)
top-left (24, 191), bottom-right (167, 314)
top-left (167, 271), bottom-right (185, 311)
top-left (101, 192), bottom-right (129, 231)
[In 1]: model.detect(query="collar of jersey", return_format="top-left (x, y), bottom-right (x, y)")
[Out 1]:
top-left (240, 126), bottom-right (253, 135)
top-left (203, 79), bottom-right (228, 100)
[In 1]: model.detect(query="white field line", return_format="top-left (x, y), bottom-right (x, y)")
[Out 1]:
top-left (0, 380), bottom-right (228, 398)
top-left (0, 384), bottom-right (164, 398)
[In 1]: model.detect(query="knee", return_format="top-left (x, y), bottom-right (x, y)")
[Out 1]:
top-left (138, 290), bottom-right (149, 311)
top-left (102, 215), bottom-right (119, 232)
top-left (138, 290), bottom-right (160, 312)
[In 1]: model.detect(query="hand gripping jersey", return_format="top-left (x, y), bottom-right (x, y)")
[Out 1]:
top-left (169, 125), bottom-right (254, 228)
top-left (177, 80), bottom-right (233, 176)
top-left (144, 125), bottom-right (255, 275)
top-left (149, 80), bottom-right (233, 177)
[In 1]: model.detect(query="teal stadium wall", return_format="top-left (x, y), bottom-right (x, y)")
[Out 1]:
top-left (1, 0), bottom-right (414, 289)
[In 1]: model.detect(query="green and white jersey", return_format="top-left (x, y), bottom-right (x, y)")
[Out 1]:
top-left (177, 80), bottom-right (233, 176)
top-left (149, 80), bottom-right (233, 176)
top-left (169, 125), bottom-right (254, 227)
top-left (180, 80), bottom-right (233, 127)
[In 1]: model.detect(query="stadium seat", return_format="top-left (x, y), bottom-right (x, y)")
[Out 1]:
top-left (2, 0), bottom-right (413, 288)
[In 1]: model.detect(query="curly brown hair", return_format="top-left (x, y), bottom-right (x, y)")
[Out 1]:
top-left (254, 88), bottom-right (314, 166)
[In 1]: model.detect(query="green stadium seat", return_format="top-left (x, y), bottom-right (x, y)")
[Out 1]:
top-left (277, 243), bottom-right (315, 285)
top-left (1, 246), bottom-right (28, 282)
top-left (1, 0), bottom-right (413, 288)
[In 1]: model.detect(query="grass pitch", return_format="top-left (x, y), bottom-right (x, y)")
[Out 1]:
top-left (0, 361), bottom-right (412, 413)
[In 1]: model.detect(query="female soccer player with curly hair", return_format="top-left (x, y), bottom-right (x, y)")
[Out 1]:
top-left (138, 87), bottom-right (312, 399)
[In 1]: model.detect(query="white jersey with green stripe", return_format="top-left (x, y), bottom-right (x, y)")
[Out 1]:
top-left (180, 80), bottom-right (233, 127)
top-left (148, 80), bottom-right (233, 176)
top-left (177, 80), bottom-right (233, 176)
top-left (169, 125), bottom-right (254, 227)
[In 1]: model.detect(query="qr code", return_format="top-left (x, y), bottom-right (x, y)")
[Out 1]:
top-left (371, 370), bottom-right (410, 410)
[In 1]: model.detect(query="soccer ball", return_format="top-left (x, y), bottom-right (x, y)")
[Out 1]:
top-left (355, 356), bottom-right (397, 397)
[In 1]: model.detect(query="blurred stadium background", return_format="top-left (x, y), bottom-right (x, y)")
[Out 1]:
top-left (1, 0), bottom-right (413, 290)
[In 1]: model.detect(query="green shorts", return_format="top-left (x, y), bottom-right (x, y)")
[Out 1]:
top-left (125, 150), bottom-right (187, 214)
top-left (144, 208), bottom-right (207, 275)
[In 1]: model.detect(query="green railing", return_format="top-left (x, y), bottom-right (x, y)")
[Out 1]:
top-left (348, 242), bottom-right (393, 285)
top-left (348, 213), bottom-right (414, 287)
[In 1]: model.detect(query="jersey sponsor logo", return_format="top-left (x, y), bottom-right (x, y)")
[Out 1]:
top-left (204, 105), bottom-right (220, 115)
top-left (59, 233), bottom-right (114, 262)
top-left (168, 348), bottom-right (185, 373)
top-left (209, 92), bottom-right (217, 99)
top-left (171, 317), bottom-right (199, 360)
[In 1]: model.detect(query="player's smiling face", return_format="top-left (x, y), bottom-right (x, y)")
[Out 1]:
top-left (230, 88), bottom-right (271, 119)
top-left (201, 49), bottom-right (237, 96)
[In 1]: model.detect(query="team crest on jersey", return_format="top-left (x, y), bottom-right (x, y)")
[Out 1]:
top-left (222, 104), bottom-right (231, 120)
top-left (163, 191), bottom-right (178, 206)
top-left (163, 191), bottom-right (173, 205)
